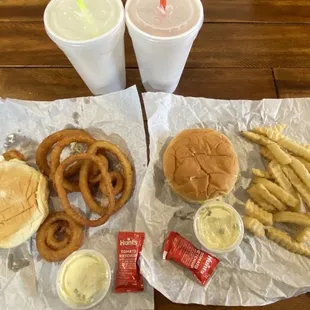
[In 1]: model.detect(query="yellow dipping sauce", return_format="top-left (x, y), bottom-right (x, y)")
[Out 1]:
top-left (196, 205), bottom-right (240, 250)
top-left (58, 253), bottom-right (109, 306)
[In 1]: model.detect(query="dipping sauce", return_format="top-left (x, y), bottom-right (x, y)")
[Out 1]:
top-left (194, 202), bottom-right (243, 253)
top-left (57, 250), bottom-right (111, 308)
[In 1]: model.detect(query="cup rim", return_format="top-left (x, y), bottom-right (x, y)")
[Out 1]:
top-left (193, 200), bottom-right (244, 254)
top-left (56, 249), bottom-right (112, 309)
top-left (44, 0), bottom-right (125, 45)
top-left (125, 0), bottom-right (204, 42)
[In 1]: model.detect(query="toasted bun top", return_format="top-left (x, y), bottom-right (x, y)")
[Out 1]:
top-left (0, 159), bottom-right (49, 248)
top-left (163, 129), bottom-right (239, 202)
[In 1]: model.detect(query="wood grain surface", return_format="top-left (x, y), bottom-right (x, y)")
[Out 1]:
top-left (1, 0), bottom-right (310, 309)
top-left (0, 0), bottom-right (48, 21)
top-left (205, 0), bottom-right (310, 23)
top-left (0, 68), bottom-right (277, 102)
top-left (274, 68), bottom-right (310, 98)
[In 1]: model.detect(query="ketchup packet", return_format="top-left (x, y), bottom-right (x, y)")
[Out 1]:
top-left (163, 231), bottom-right (219, 286)
top-left (115, 232), bottom-right (145, 293)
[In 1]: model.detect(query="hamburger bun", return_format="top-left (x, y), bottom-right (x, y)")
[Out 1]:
top-left (0, 159), bottom-right (49, 248)
top-left (163, 128), bottom-right (239, 203)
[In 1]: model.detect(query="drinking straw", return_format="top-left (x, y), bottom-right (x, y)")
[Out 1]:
top-left (76, 0), bottom-right (94, 27)
top-left (160, 0), bottom-right (167, 10)
top-left (77, 0), bottom-right (87, 11)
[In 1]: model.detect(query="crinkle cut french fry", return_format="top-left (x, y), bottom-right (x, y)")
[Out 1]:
top-left (260, 146), bottom-right (277, 162)
top-left (266, 131), bottom-right (285, 142)
top-left (241, 131), bottom-right (272, 146)
top-left (290, 157), bottom-right (310, 191)
top-left (274, 124), bottom-right (287, 133)
top-left (294, 194), bottom-right (304, 214)
top-left (252, 168), bottom-right (272, 179)
top-left (267, 163), bottom-right (302, 212)
top-left (267, 143), bottom-right (291, 165)
top-left (266, 227), bottom-right (310, 257)
top-left (255, 183), bottom-right (287, 211)
top-left (245, 200), bottom-right (273, 226)
top-left (293, 156), bottom-right (310, 173)
top-left (267, 161), bottom-right (295, 196)
top-left (295, 228), bottom-right (310, 243)
top-left (247, 186), bottom-right (277, 213)
top-left (273, 211), bottom-right (310, 227)
top-left (243, 216), bottom-right (265, 237)
top-left (266, 227), bottom-right (293, 248)
top-left (277, 136), bottom-right (310, 162)
top-left (282, 166), bottom-right (310, 207)
top-left (253, 177), bottom-right (299, 209)
top-left (252, 124), bottom-right (286, 137)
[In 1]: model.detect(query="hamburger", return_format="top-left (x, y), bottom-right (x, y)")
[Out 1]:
top-left (0, 158), bottom-right (49, 248)
top-left (163, 128), bottom-right (239, 203)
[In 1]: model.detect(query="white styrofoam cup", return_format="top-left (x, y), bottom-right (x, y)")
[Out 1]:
top-left (44, 0), bottom-right (126, 95)
top-left (125, 0), bottom-right (204, 93)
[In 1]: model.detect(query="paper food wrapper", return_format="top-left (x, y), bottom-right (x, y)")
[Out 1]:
top-left (137, 93), bottom-right (310, 306)
top-left (0, 86), bottom-right (154, 310)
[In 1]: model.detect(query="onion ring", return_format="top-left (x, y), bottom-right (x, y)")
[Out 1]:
top-left (46, 221), bottom-right (71, 250)
top-left (79, 141), bottom-right (134, 215)
top-left (55, 154), bottom-right (115, 227)
top-left (100, 171), bottom-right (124, 196)
top-left (3, 149), bottom-right (26, 161)
top-left (36, 129), bottom-right (92, 177)
top-left (64, 154), bottom-right (108, 184)
top-left (63, 160), bottom-right (84, 178)
top-left (36, 212), bottom-right (84, 262)
top-left (89, 173), bottom-right (102, 185)
top-left (87, 155), bottom-right (110, 185)
top-left (50, 136), bottom-right (96, 192)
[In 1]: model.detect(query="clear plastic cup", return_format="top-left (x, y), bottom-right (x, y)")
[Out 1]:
top-left (44, 0), bottom-right (126, 95)
top-left (125, 0), bottom-right (204, 93)
top-left (193, 200), bottom-right (244, 254)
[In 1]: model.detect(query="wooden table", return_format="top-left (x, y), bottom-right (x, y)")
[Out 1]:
top-left (1, 0), bottom-right (310, 309)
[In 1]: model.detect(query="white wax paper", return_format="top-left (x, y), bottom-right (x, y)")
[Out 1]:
top-left (137, 93), bottom-right (310, 306)
top-left (0, 86), bottom-right (154, 310)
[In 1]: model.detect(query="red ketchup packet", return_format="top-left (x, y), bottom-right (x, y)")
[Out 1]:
top-left (115, 232), bottom-right (145, 293)
top-left (163, 231), bottom-right (219, 286)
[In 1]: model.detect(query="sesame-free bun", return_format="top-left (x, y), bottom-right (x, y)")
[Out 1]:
top-left (0, 159), bottom-right (49, 248)
top-left (163, 129), bottom-right (239, 203)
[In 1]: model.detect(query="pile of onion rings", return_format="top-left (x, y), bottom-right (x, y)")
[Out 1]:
top-left (35, 129), bottom-right (134, 261)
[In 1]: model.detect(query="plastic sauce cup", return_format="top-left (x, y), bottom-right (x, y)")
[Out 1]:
top-left (56, 249), bottom-right (112, 309)
top-left (193, 200), bottom-right (244, 254)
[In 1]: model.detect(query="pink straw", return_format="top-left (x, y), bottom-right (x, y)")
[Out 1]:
top-left (160, 0), bottom-right (167, 10)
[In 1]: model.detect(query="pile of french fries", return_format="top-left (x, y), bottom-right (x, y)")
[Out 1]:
top-left (242, 124), bottom-right (310, 257)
